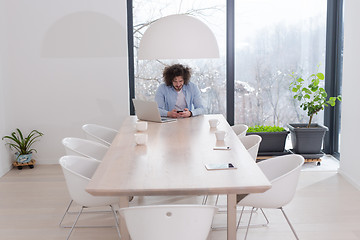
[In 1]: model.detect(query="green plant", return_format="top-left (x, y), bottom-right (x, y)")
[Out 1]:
top-left (289, 66), bottom-right (342, 128)
top-left (2, 129), bottom-right (44, 155)
top-left (247, 125), bottom-right (285, 133)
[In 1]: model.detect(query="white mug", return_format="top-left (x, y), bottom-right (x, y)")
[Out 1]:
top-left (209, 119), bottom-right (220, 128)
top-left (134, 133), bottom-right (148, 145)
top-left (136, 121), bottom-right (148, 132)
top-left (215, 130), bottom-right (227, 141)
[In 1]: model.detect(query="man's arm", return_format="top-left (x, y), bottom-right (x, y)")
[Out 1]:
top-left (154, 85), bottom-right (169, 117)
top-left (189, 83), bottom-right (205, 116)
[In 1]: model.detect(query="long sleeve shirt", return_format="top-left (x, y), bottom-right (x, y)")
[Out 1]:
top-left (155, 82), bottom-right (205, 117)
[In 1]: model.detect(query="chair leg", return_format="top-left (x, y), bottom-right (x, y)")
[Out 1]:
top-left (67, 206), bottom-right (84, 240)
top-left (280, 207), bottom-right (299, 240)
top-left (203, 194), bottom-right (220, 205)
top-left (236, 206), bottom-right (245, 230)
top-left (59, 200), bottom-right (73, 227)
top-left (214, 194), bottom-right (220, 205)
top-left (202, 195), bottom-right (208, 205)
top-left (244, 207), bottom-right (255, 240)
top-left (260, 208), bottom-right (270, 225)
top-left (110, 205), bottom-right (121, 239)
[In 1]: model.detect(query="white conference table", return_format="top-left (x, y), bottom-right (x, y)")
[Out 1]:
top-left (86, 114), bottom-right (271, 240)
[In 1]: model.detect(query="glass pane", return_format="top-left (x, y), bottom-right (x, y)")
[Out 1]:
top-left (133, 0), bottom-right (226, 115)
top-left (234, 0), bottom-right (327, 127)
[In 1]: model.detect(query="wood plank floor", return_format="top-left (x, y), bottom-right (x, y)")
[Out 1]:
top-left (1, 163), bottom-right (360, 240)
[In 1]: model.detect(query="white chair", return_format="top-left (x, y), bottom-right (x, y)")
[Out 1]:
top-left (119, 205), bottom-right (218, 240)
top-left (239, 135), bottom-right (262, 161)
top-left (82, 124), bottom-right (118, 146)
top-left (59, 155), bottom-right (121, 240)
top-left (237, 154), bottom-right (304, 240)
top-left (62, 137), bottom-right (109, 161)
top-left (231, 124), bottom-right (248, 137)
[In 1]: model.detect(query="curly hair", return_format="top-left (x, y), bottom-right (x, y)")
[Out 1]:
top-left (162, 64), bottom-right (192, 86)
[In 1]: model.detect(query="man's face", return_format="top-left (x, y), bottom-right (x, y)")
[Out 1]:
top-left (172, 76), bottom-right (184, 91)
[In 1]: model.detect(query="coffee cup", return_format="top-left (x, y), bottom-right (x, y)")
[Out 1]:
top-left (134, 133), bottom-right (148, 145)
top-left (209, 119), bottom-right (220, 128)
top-left (215, 130), bottom-right (227, 141)
top-left (136, 121), bottom-right (148, 132)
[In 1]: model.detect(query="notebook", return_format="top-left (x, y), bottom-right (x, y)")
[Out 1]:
top-left (132, 99), bottom-right (177, 123)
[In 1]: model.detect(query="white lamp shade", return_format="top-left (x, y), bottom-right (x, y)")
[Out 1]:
top-left (138, 14), bottom-right (220, 60)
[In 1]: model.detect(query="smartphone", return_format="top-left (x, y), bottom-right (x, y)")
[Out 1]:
top-left (213, 146), bottom-right (231, 150)
top-left (177, 110), bottom-right (183, 113)
top-left (205, 163), bottom-right (236, 170)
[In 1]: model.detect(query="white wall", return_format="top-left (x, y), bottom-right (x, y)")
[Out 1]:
top-left (339, 0), bottom-right (360, 188)
top-left (0, 0), bottom-right (13, 177)
top-left (0, 0), bottom-right (129, 176)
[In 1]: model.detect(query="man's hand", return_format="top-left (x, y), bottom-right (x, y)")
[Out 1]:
top-left (179, 108), bottom-right (192, 118)
top-left (167, 109), bottom-right (182, 118)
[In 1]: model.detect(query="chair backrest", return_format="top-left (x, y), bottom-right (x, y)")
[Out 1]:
top-left (231, 124), bottom-right (248, 137)
top-left (59, 155), bottom-right (120, 207)
top-left (82, 124), bottom-right (118, 146)
top-left (62, 137), bottom-right (109, 161)
top-left (239, 135), bottom-right (262, 161)
top-left (119, 205), bottom-right (217, 240)
top-left (239, 154), bottom-right (304, 209)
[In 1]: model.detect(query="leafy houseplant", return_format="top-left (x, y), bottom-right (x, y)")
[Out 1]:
top-left (2, 129), bottom-right (44, 163)
top-left (289, 69), bottom-right (342, 128)
top-left (288, 67), bottom-right (341, 155)
top-left (246, 125), bottom-right (289, 155)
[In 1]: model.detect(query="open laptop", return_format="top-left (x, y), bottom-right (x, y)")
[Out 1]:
top-left (132, 99), bottom-right (176, 123)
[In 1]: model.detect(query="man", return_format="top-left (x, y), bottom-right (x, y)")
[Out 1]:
top-left (155, 64), bottom-right (205, 118)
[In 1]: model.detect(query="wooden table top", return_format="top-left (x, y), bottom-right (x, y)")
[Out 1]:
top-left (86, 114), bottom-right (271, 197)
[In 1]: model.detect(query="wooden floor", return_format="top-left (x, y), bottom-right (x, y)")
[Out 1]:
top-left (1, 163), bottom-right (360, 240)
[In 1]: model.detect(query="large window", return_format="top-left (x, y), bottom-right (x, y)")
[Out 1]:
top-left (234, 0), bottom-right (327, 127)
top-left (128, 0), bottom-right (343, 155)
top-left (132, 0), bottom-right (227, 116)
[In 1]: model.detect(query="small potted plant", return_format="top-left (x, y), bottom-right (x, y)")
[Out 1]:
top-left (288, 65), bottom-right (341, 155)
top-left (2, 128), bottom-right (44, 164)
top-left (246, 125), bottom-right (289, 155)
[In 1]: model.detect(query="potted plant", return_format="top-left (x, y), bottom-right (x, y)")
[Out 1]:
top-left (246, 125), bottom-right (289, 156)
top-left (288, 66), bottom-right (341, 155)
top-left (2, 128), bottom-right (44, 164)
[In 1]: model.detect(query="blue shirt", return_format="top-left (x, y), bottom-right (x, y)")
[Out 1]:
top-left (155, 82), bottom-right (205, 117)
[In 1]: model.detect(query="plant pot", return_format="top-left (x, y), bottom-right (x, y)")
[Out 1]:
top-left (247, 131), bottom-right (289, 154)
top-left (15, 153), bottom-right (32, 164)
top-left (288, 123), bottom-right (328, 154)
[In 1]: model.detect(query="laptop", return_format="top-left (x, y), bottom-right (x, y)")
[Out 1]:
top-left (132, 99), bottom-right (176, 123)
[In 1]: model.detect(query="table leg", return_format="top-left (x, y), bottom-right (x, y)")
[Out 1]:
top-left (119, 196), bottom-right (130, 240)
top-left (227, 194), bottom-right (237, 240)
top-left (227, 194), bottom-right (247, 240)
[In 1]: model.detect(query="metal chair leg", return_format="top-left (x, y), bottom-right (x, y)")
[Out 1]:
top-left (260, 208), bottom-right (270, 225)
top-left (214, 194), bottom-right (220, 205)
top-left (64, 205), bottom-right (121, 239)
top-left (280, 207), bottom-right (299, 240)
top-left (244, 207), bottom-right (255, 240)
top-left (202, 195), bottom-right (208, 205)
top-left (59, 200), bottom-right (73, 227)
top-left (110, 205), bottom-right (121, 239)
top-left (66, 206), bottom-right (84, 240)
top-left (203, 194), bottom-right (220, 205)
top-left (236, 206), bottom-right (245, 229)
